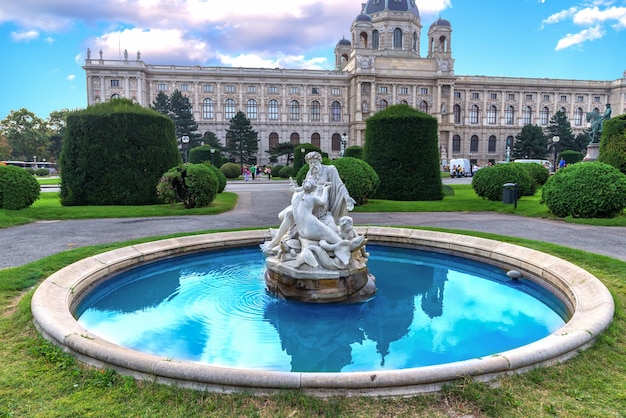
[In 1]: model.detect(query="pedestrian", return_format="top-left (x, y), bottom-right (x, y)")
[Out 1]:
top-left (559, 158), bottom-right (566, 169)
top-left (265, 166), bottom-right (272, 180)
top-left (250, 164), bottom-right (256, 181)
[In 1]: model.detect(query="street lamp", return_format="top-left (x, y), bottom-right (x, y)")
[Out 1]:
top-left (341, 133), bottom-right (348, 157)
top-left (33, 155), bottom-right (37, 169)
top-left (551, 136), bottom-right (560, 171)
top-left (181, 135), bottom-right (190, 163)
top-left (301, 148), bottom-right (306, 166)
top-left (210, 148), bottom-right (215, 165)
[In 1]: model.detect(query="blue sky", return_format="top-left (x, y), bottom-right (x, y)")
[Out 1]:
top-left (1, 0), bottom-right (625, 120)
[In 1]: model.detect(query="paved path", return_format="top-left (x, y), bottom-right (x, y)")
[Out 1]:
top-left (2, 180), bottom-right (624, 270)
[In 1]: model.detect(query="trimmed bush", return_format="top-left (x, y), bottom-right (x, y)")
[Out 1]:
top-left (60, 99), bottom-right (180, 206)
top-left (513, 162), bottom-right (549, 186)
top-left (560, 150), bottom-right (584, 165)
top-left (472, 164), bottom-right (535, 201)
top-left (202, 163), bottom-right (227, 193)
top-left (364, 104), bottom-right (443, 201)
top-left (157, 164), bottom-right (218, 209)
top-left (278, 166), bottom-right (294, 178)
top-left (0, 165), bottom-right (40, 210)
top-left (272, 165), bottom-right (285, 177)
top-left (220, 162), bottom-right (241, 178)
top-left (293, 144), bottom-right (322, 174)
top-left (541, 162), bottom-right (626, 218)
top-left (189, 145), bottom-right (223, 167)
top-left (295, 158), bottom-right (379, 205)
top-left (343, 145), bottom-right (363, 159)
top-left (35, 168), bottom-right (50, 177)
top-left (598, 113), bottom-right (626, 175)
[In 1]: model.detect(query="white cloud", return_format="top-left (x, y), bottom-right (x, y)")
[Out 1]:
top-left (10, 30), bottom-right (39, 42)
top-left (555, 24), bottom-right (605, 50)
top-left (67, 74), bottom-right (75, 81)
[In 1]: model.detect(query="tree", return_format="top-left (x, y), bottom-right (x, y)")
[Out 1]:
top-left (201, 131), bottom-right (222, 150)
top-left (225, 111), bottom-right (258, 165)
top-left (0, 133), bottom-right (11, 160)
top-left (47, 109), bottom-right (70, 162)
top-left (0, 108), bottom-right (50, 161)
top-left (545, 110), bottom-right (577, 152)
top-left (512, 124), bottom-right (547, 159)
top-left (266, 142), bottom-right (295, 166)
top-left (151, 91), bottom-right (171, 117)
top-left (151, 90), bottom-right (202, 149)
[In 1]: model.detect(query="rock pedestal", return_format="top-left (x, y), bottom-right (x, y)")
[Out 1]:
top-left (584, 143), bottom-right (600, 162)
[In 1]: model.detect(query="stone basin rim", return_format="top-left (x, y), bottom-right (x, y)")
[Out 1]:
top-left (30, 227), bottom-right (615, 397)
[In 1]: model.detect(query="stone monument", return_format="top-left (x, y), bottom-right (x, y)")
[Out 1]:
top-left (261, 152), bottom-right (376, 303)
top-left (585, 103), bottom-right (612, 161)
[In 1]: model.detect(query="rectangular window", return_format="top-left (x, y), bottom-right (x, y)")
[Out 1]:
top-left (268, 85), bottom-right (278, 94)
top-left (247, 85), bottom-right (256, 93)
top-left (331, 87), bottom-right (340, 95)
top-left (399, 87), bottom-right (409, 95)
top-left (311, 87), bottom-right (320, 95)
top-left (525, 94), bottom-right (533, 101)
top-left (577, 95), bottom-right (584, 102)
top-left (508, 93), bottom-right (515, 100)
top-left (110, 79), bottom-right (120, 87)
top-left (420, 87), bottom-right (428, 95)
top-left (543, 94), bottom-right (550, 101)
top-left (289, 86), bottom-right (299, 94)
top-left (471, 92), bottom-right (479, 99)
top-left (560, 95), bottom-right (567, 102)
top-left (454, 91), bottom-right (462, 99)
top-left (180, 83), bottom-right (189, 92)
top-left (203, 84), bottom-right (213, 92)
top-left (594, 96), bottom-right (601, 103)
top-left (490, 93), bottom-right (498, 100)
top-left (378, 86), bottom-right (388, 94)
top-left (157, 83), bottom-right (167, 91)
top-left (225, 85), bottom-right (236, 93)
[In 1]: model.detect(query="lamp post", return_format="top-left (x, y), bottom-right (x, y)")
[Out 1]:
top-left (341, 133), bottom-right (348, 157)
top-left (551, 136), bottom-right (560, 171)
top-left (210, 148), bottom-right (215, 165)
top-left (301, 148), bottom-right (306, 166)
top-left (33, 155), bottom-right (37, 169)
top-left (181, 135), bottom-right (190, 163)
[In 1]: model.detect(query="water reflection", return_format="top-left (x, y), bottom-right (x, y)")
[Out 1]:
top-left (76, 246), bottom-right (566, 372)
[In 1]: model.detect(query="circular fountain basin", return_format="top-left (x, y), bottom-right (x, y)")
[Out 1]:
top-left (31, 227), bottom-right (614, 397)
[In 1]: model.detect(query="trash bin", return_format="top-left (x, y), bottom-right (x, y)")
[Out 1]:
top-left (502, 183), bottom-right (518, 206)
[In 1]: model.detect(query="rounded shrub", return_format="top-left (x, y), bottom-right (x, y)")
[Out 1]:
top-left (541, 162), bottom-right (626, 218)
top-left (343, 145), bottom-right (363, 159)
top-left (472, 164), bottom-right (535, 201)
top-left (278, 166), bottom-right (294, 178)
top-left (35, 168), bottom-right (50, 177)
top-left (598, 114), bottom-right (626, 175)
top-left (513, 162), bottom-right (549, 186)
top-left (202, 163), bottom-right (227, 193)
top-left (157, 164), bottom-right (218, 209)
top-left (220, 162), bottom-right (241, 179)
top-left (0, 165), bottom-right (40, 210)
top-left (272, 165), bottom-right (284, 176)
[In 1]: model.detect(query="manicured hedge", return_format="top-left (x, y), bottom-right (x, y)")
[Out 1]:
top-left (472, 164), bottom-right (535, 201)
top-left (60, 99), bottom-right (180, 206)
top-left (598, 114), bottom-right (626, 175)
top-left (0, 165), bottom-right (40, 210)
top-left (157, 164), bottom-right (218, 208)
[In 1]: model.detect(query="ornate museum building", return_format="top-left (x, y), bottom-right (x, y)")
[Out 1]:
top-left (83, 0), bottom-right (626, 167)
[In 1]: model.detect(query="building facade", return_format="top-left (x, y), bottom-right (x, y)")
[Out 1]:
top-left (83, 0), bottom-right (626, 167)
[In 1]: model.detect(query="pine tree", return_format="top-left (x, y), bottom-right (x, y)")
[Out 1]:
top-left (265, 142), bottom-right (295, 166)
top-left (545, 110), bottom-right (577, 152)
top-left (225, 111), bottom-right (258, 165)
top-left (170, 90), bottom-right (201, 148)
top-left (151, 91), bottom-right (171, 117)
top-left (512, 124), bottom-right (546, 159)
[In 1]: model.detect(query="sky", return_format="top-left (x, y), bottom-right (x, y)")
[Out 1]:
top-left (1, 0), bottom-right (625, 121)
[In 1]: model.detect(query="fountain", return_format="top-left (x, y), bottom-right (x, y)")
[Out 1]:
top-left (260, 151), bottom-right (375, 303)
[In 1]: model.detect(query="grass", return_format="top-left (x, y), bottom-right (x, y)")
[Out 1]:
top-left (0, 181), bottom-right (625, 416)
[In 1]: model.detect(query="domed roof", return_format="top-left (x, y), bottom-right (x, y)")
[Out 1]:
top-left (364, 0), bottom-right (419, 18)
top-left (355, 13), bottom-right (372, 22)
top-left (430, 17), bottom-right (451, 28)
top-left (337, 37), bottom-right (351, 46)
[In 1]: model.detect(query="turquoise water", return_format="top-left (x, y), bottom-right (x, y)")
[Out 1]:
top-left (75, 245), bottom-right (567, 373)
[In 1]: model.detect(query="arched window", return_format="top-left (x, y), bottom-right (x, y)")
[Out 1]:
top-left (372, 30), bottom-right (379, 50)
top-left (488, 135), bottom-right (497, 153)
top-left (401, 100), bottom-right (408, 105)
top-left (487, 105), bottom-right (497, 125)
top-left (331, 133), bottom-right (341, 151)
top-left (224, 98), bottom-right (236, 119)
top-left (290, 132), bottom-right (300, 145)
top-left (452, 135), bottom-right (461, 152)
top-left (377, 99), bottom-right (388, 112)
top-left (246, 99), bottom-right (257, 120)
top-left (412, 32), bottom-right (418, 51)
top-left (360, 32), bottom-right (368, 48)
top-left (453, 104), bottom-right (461, 124)
top-left (310, 100), bottom-right (321, 121)
top-left (540, 106), bottom-right (550, 125)
top-left (393, 28), bottom-right (403, 49)
top-left (505, 106), bottom-right (515, 125)
top-left (470, 135), bottom-right (479, 152)
top-left (202, 98), bottom-right (214, 119)
top-left (111, 94), bottom-right (120, 100)
top-left (311, 133), bottom-right (321, 148)
top-left (331, 101), bottom-right (341, 122)
top-left (469, 105), bottom-right (479, 124)
top-left (574, 108), bottom-right (583, 126)
top-left (522, 106), bottom-right (532, 125)
top-left (269, 132), bottom-right (279, 149)
top-left (268, 99), bottom-right (279, 120)
top-left (361, 101), bottom-right (370, 113)
top-left (289, 100), bottom-right (300, 121)
top-left (419, 101), bottom-right (429, 113)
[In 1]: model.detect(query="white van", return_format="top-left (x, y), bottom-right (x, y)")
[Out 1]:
top-left (513, 159), bottom-right (553, 172)
top-left (449, 158), bottom-right (472, 177)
